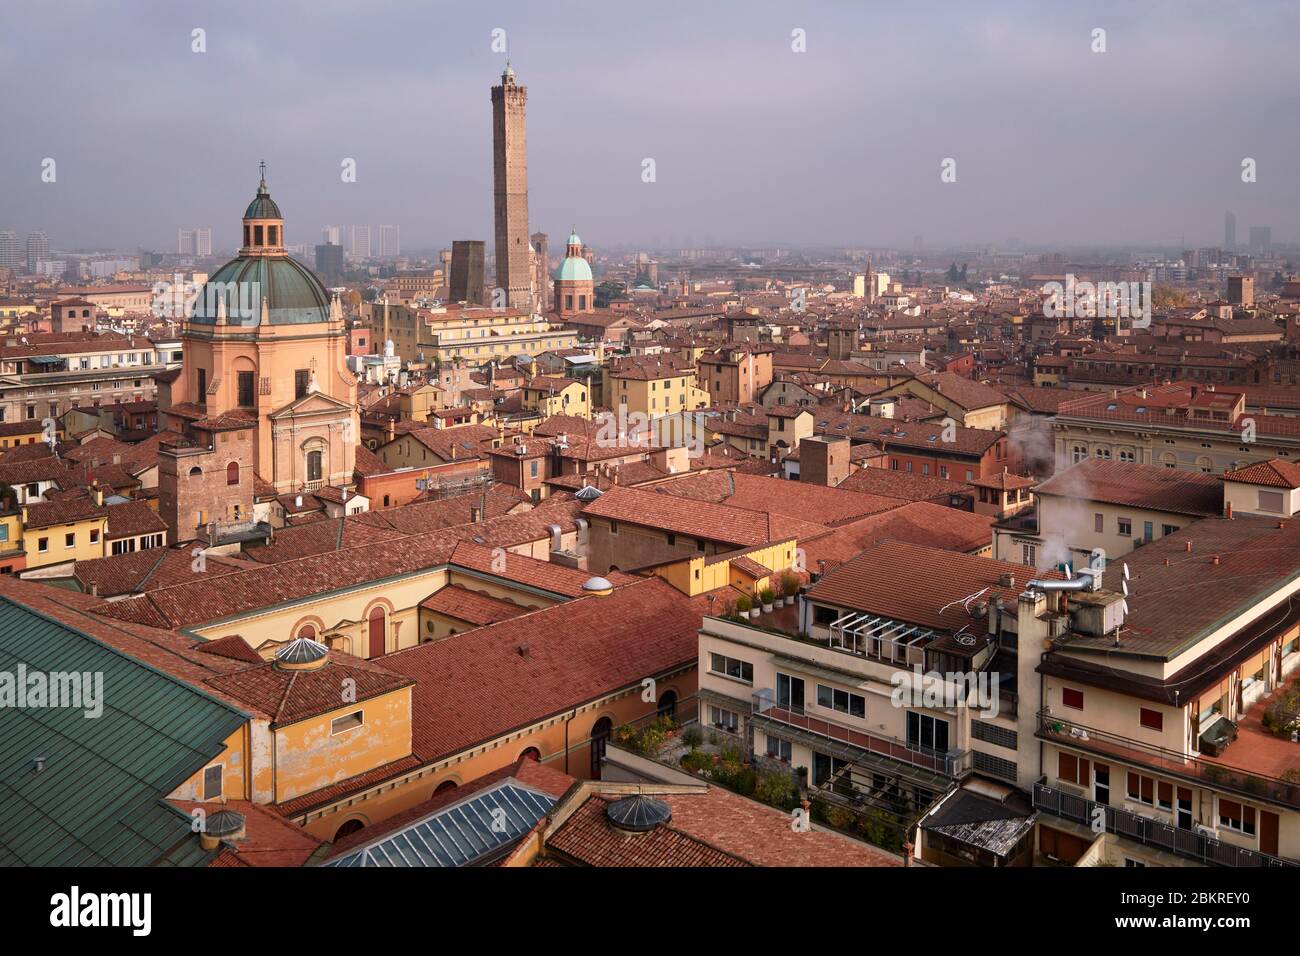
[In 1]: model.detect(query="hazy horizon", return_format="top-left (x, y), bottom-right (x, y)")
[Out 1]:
top-left (3, 0), bottom-right (1298, 254)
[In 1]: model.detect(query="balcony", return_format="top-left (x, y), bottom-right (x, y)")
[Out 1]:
top-left (1032, 782), bottom-right (1296, 868)
top-left (753, 691), bottom-right (967, 779)
top-left (1037, 709), bottom-right (1300, 811)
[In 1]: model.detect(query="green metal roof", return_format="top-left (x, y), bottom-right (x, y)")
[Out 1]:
top-left (243, 179), bottom-right (282, 220)
top-left (0, 598), bottom-right (248, 866)
top-left (191, 254), bottom-right (332, 326)
top-left (553, 256), bottom-right (593, 283)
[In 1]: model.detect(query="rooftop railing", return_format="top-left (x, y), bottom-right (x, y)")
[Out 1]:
top-left (1032, 782), bottom-right (1295, 867)
top-left (753, 691), bottom-right (967, 777)
top-left (1038, 709), bottom-right (1300, 811)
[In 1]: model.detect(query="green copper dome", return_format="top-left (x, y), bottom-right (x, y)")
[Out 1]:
top-left (191, 255), bottom-right (331, 326)
top-left (244, 179), bottom-right (282, 220)
top-left (554, 256), bottom-right (593, 283)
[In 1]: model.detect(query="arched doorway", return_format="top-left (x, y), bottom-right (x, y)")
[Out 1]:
top-left (657, 690), bottom-right (678, 721)
top-left (590, 716), bottom-right (613, 778)
top-left (519, 746), bottom-right (541, 763)
top-left (333, 819), bottom-right (364, 841)
top-left (368, 607), bottom-right (385, 657)
top-left (433, 780), bottom-right (458, 795)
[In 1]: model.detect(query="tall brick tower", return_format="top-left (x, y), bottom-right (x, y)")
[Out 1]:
top-left (491, 63), bottom-right (532, 311)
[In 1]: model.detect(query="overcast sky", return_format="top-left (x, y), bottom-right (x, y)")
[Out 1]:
top-left (2, 0), bottom-right (1297, 254)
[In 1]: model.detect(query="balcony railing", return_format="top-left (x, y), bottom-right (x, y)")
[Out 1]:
top-left (753, 691), bottom-right (966, 777)
top-left (1038, 709), bottom-right (1300, 811)
top-left (1032, 783), bottom-right (1296, 868)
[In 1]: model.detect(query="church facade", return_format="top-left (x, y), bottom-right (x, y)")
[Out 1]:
top-left (160, 172), bottom-right (359, 543)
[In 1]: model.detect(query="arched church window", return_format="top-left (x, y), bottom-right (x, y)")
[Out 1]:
top-left (227, 461), bottom-right (239, 485)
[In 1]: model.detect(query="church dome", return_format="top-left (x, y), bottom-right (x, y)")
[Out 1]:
top-left (244, 178), bottom-right (282, 219)
top-left (554, 256), bottom-right (593, 284)
top-left (191, 255), bottom-right (331, 326)
top-left (191, 173), bottom-right (332, 327)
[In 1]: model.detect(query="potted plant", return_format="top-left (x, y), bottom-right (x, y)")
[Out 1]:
top-left (781, 572), bottom-right (800, 607)
top-left (760, 587), bottom-right (775, 614)
top-left (735, 594), bottom-right (752, 619)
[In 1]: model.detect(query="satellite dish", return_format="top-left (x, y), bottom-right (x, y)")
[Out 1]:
top-left (1122, 563), bottom-right (1131, 581)
top-left (1121, 580), bottom-right (1129, 597)
top-left (956, 634), bottom-right (977, 647)
top-left (1119, 599), bottom-right (1129, 616)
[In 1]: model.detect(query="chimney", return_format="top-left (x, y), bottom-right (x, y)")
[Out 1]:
top-left (1225, 502), bottom-right (1233, 519)
top-left (999, 572), bottom-right (1015, 588)
top-left (295, 495), bottom-right (303, 508)
top-left (386, 417), bottom-right (396, 443)
top-left (1211, 555), bottom-right (1221, 566)
top-left (1185, 540), bottom-right (1192, 552)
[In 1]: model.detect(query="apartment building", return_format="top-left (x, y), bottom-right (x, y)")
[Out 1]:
top-left (0, 331), bottom-right (172, 425)
top-left (992, 459), bottom-right (1225, 568)
top-left (1052, 382), bottom-right (1300, 475)
top-left (698, 524), bottom-right (1300, 867)
top-left (375, 301), bottom-right (578, 366)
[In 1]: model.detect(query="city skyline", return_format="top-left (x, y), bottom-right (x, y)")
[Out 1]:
top-left (2, 1), bottom-right (1298, 252)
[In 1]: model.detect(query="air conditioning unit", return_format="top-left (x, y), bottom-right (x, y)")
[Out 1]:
top-left (1195, 824), bottom-right (1217, 839)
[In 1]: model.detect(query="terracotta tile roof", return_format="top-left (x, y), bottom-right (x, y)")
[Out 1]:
top-left (799, 501), bottom-right (995, 570)
top-left (547, 786), bottom-right (898, 867)
top-left (1223, 458), bottom-right (1300, 489)
top-left (195, 633), bottom-right (263, 664)
top-left (582, 484), bottom-right (813, 547)
top-left (1064, 515), bottom-right (1300, 660)
top-left (352, 443), bottom-right (387, 477)
top-left (104, 499), bottom-right (168, 539)
top-left (806, 539), bottom-right (1057, 632)
top-left (1034, 460), bottom-right (1223, 517)
top-left (904, 370), bottom-right (1009, 411)
top-left (970, 470), bottom-right (1036, 491)
top-left (419, 584), bottom-right (530, 626)
top-left (24, 494), bottom-right (107, 528)
top-left (169, 800), bottom-right (323, 867)
top-left (90, 531), bottom-right (613, 631)
top-left (547, 794), bottom-right (747, 866)
top-left (74, 546), bottom-right (247, 598)
top-left (381, 578), bottom-right (701, 762)
top-left (835, 468), bottom-right (974, 502)
top-left (814, 410), bottom-right (1004, 457)
top-left (653, 471), bottom-right (902, 527)
top-left (204, 650), bottom-right (414, 728)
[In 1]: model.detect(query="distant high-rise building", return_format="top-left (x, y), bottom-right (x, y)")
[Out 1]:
top-left (26, 232), bottom-right (49, 273)
top-left (1224, 210), bottom-right (1236, 250)
top-left (0, 231), bottom-right (20, 270)
top-left (1249, 226), bottom-right (1272, 258)
top-left (196, 228), bottom-right (212, 257)
top-left (314, 243), bottom-right (344, 282)
top-left (178, 228), bottom-right (212, 256)
top-left (450, 240), bottom-right (486, 305)
top-left (322, 225), bottom-right (343, 245)
top-left (378, 225), bottom-right (400, 258)
top-left (349, 225), bottom-right (372, 258)
top-left (491, 64), bottom-right (531, 310)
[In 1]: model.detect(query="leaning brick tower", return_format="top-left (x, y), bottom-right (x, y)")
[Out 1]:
top-left (491, 63), bottom-right (532, 311)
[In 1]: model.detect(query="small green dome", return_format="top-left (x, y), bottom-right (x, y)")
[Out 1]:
top-left (244, 179), bottom-right (282, 220)
top-left (567, 231), bottom-right (582, 246)
top-left (554, 256), bottom-right (593, 283)
top-left (191, 255), bottom-right (331, 326)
